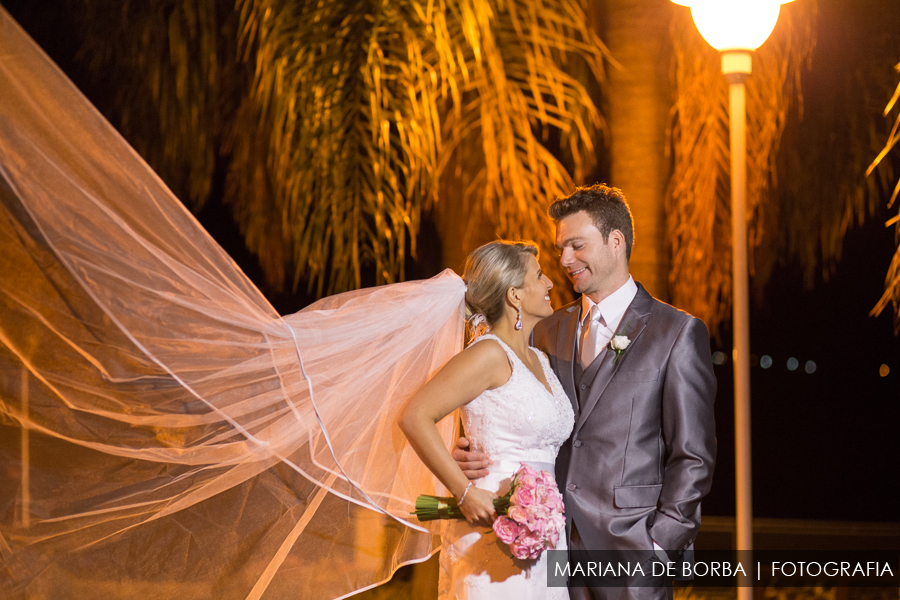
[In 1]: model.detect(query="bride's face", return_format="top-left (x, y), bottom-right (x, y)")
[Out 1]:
top-left (516, 255), bottom-right (554, 320)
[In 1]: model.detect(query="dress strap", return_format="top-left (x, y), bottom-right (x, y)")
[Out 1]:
top-left (470, 333), bottom-right (521, 367)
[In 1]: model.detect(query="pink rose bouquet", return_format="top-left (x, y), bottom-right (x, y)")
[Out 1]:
top-left (491, 463), bottom-right (565, 560)
top-left (411, 463), bottom-right (565, 561)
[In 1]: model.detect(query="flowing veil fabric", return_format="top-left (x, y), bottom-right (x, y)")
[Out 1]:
top-left (0, 7), bottom-right (463, 598)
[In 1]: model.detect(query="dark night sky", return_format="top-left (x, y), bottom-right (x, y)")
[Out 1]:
top-left (708, 212), bottom-right (900, 521)
top-left (3, 0), bottom-right (898, 523)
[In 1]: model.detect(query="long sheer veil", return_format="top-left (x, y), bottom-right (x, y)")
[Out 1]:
top-left (0, 7), bottom-right (463, 598)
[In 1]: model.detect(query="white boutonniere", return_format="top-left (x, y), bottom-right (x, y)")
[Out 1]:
top-left (609, 320), bottom-right (632, 362)
top-left (609, 335), bottom-right (631, 361)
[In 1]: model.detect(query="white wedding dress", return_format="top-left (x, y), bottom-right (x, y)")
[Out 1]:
top-left (438, 334), bottom-right (575, 600)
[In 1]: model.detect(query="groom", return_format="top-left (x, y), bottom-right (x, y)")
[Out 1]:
top-left (454, 184), bottom-right (716, 600)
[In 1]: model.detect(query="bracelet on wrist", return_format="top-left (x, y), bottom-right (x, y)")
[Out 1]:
top-left (458, 482), bottom-right (474, 506)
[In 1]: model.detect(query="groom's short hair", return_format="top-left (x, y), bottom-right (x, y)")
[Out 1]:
top-left (548, 183), bottom-right (634, 261)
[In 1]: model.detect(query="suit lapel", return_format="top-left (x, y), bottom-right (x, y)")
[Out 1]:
top-left (573, 285), bottom-right (653, 434)
top-left (556, 303), bottom-right (580, 414)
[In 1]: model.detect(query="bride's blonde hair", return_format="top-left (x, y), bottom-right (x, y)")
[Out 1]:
top-left (463, 240), bottom-right (538, 337)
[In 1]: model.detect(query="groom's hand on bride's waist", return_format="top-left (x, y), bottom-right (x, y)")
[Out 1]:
top-left (451, 436), bottom-right (493, 480)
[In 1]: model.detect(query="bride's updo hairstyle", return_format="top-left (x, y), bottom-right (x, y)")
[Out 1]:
top-left (463, 240), bottom-right (538, 338)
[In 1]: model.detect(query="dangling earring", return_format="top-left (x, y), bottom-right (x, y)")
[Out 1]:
top-left (515, 306), bottom-right (523, 330)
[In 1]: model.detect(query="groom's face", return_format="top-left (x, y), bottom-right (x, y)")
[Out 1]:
top-left (555, 210), bottom-right (618, 298)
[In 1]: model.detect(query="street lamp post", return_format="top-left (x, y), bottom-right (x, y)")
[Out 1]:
top-left (669, 2), bottom-right (795, 598)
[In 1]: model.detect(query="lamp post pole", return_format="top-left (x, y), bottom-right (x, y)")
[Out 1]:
top-left (669, 3), bottom-right (795, 596)
top-left (723, 50), bottom-right (753, 600)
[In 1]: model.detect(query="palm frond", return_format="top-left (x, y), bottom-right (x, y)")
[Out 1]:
top-left (69, 0), bottom-right (609, 300)
top-left (432, 0), bottom-right (609, 305)
top-left (72, 0), bottom-right (235, 210)
top-left (744, 1), bottom-right (817, 294)
top-left (236, 0), bottom-right (610, 300)
top-left (771, 0), bottom-right (900, 329)
top-left (868, 61), bottom-right (900, 333)
top-left (667, 2), bottom-right (816, 336)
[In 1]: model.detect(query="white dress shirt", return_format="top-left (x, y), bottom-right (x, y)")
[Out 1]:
top-left (577, 276), bottom-right (638, 363)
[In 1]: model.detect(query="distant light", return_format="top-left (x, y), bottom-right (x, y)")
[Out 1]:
top-left (880, 364), bottom-right (890, 377)
top-left (787, 357), bottom-right (799, 371)
top-left (804, 360), bottom-right (816, 374)
top-left (760, 355), bottom-right (772, 369)
top-left (712, 351), bottom-right (727, 365)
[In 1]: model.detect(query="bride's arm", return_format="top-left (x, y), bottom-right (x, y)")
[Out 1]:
top-left (398, 340), bottom-right (510, 527)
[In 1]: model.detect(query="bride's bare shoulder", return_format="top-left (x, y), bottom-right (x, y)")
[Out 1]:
top-left (462, 336), bottom-right (507, 362)
top-left (444, 337), bottom-right (511, 388)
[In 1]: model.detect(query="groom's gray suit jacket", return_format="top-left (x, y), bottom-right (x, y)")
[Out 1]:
top-left (533, 283), bottom-right (716, 561)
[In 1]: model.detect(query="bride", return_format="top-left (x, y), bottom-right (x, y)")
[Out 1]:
top-left (0, 7), bottom-right (570, 600)
top-left (400, 241), bottom-right (574, 599)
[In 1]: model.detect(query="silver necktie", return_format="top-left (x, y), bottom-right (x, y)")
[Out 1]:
top-left (579, 305), bottom-right (604, 368)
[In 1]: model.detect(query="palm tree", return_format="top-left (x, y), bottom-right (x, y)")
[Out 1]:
top-left (71, 0), bottom-right (236, 212)
top-left (662, 0), bottom-right (899, 339)
top-left (585, 0), bottom-right (819, 335)
top-left (665, 1), bottom-right (817, 336)
top-left (71, 0), bottom-right (612, 305)
top-left (595, 0), bottom-right (675, 302)
top-left (66, 0), bottom-right (895, 337)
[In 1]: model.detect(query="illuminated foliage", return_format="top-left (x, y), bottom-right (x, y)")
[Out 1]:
top-left (75, 0), bottom-right (610, 301)
top-left (73, 0), bottom-right (233, 212)
top-left (868, 61), bottom-right (900, 332)
top-left (667, 2), bottom-right (817, 335)
top-left (236, 0), bottom-right (609, 298)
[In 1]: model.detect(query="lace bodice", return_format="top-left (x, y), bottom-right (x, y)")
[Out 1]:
top-left (462, 334), bottom-right (574, 467)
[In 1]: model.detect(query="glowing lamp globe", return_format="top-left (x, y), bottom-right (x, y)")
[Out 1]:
top-left (672, 0), bottom-right (794, 75)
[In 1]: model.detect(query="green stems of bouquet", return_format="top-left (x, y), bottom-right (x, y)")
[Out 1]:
top-left (411, 491), bottom-right (512, 521)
